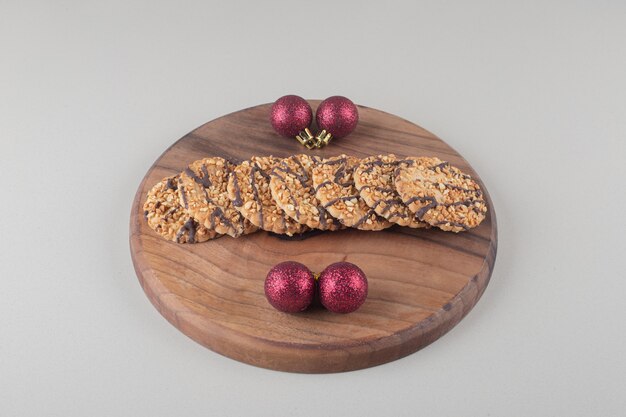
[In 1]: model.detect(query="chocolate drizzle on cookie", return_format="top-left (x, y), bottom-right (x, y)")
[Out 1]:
top-left (272, 167), bottom-right (301, 218)
top-left (230, 173), bottom-right (244, 207)
top-left (322, 195), bottom-right (359, 208)
top-left (208, 206), bottom-right (234, 230)
top-left (360, 158), bottom-right (387, 175)
top-left (178, 180), bottom-right (189, 209)
top-left (184, 165), bottom-right (212, 188)
top-left (176, 218), bottom-right (197, 243)
top-left (248, 163), bottom-right (266, 228)
top-left (370, 197), bottom-right (411, 221)
top-left (433, 182), bottom-right (483, 196)
top-left (166, 177), bottom-right (177, 190)
top-left (274, 162), bottom-right (308, 187)
top-left (271, 164), bottom-right (305, 220)
top-left (351, 209), bottom-right (378, 229)
top-left (409, 197), bottom-right (438, 219)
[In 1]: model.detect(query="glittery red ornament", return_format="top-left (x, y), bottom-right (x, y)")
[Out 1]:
top-left (270, 95), bottom-right (313, 137)
top-left (318, 262), bottom-right (368, 314)
top-left (264, 261), bottom-right (315, 313)
top-left (315, 96), bottom-right (359, 139)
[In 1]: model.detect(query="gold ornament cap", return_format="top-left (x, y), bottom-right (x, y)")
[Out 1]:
top-left (295, 128), bottom-right (317, 149)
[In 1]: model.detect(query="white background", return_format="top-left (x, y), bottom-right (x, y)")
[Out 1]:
top-left (2, 1), bottom-right (625, 416)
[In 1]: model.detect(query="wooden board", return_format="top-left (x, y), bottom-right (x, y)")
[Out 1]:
top-left (129, 101), bottom-right (497, 373)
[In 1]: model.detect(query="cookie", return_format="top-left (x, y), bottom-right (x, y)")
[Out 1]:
top-left (143, 176), bottom-right (221, 243)
top-left (178, 157), bottom-right (257, 238)
top-left (312, 155), bottom-right (392, 231)
top-left (269, 154), bottom-right (343, 231)
top-left (353, 154), bottom-right (429, 228)
top-left (227, 156), bottom-right (308, 236)
top-left (394, 157), bottom-right (487, 232)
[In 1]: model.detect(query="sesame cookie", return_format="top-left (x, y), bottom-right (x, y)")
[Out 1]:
top-left (178, 157), bottom-right (257, 238)
top-left (394, 157), bottom-right (487, 232)
top-left (354, 154), bottom-right (430, 229)
top-left (227, 156), bottom-right (308, 236)
top-left (312, 155), bottom-right (392, 231)
top-left (143, 176), bottom-right (221, 243)
top-left (269, 154), bottom-right (343, 231)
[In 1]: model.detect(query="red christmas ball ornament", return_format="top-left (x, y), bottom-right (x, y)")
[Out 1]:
top-left (318, 262), bottom-right (368, 314)
top-left (270, 95), bottom-right (313, 138)
top-left (315, 96), bottom-right (359, 144)
top-left (264, 261), bottom-right (316, 313)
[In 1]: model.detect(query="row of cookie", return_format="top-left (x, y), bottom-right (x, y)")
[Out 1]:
top-left (143, 154), bottom-right (487, 243)
top-left (352, 154), bottom-right (487, 232)
top-left (309, 154), bottom-right (486, 233)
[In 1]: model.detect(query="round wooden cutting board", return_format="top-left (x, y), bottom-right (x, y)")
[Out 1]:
top-left (129, 101), bottom-right (497, 373)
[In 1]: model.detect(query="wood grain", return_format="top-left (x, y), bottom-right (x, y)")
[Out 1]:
top-left (129, 101), bottom-right (498, 373)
